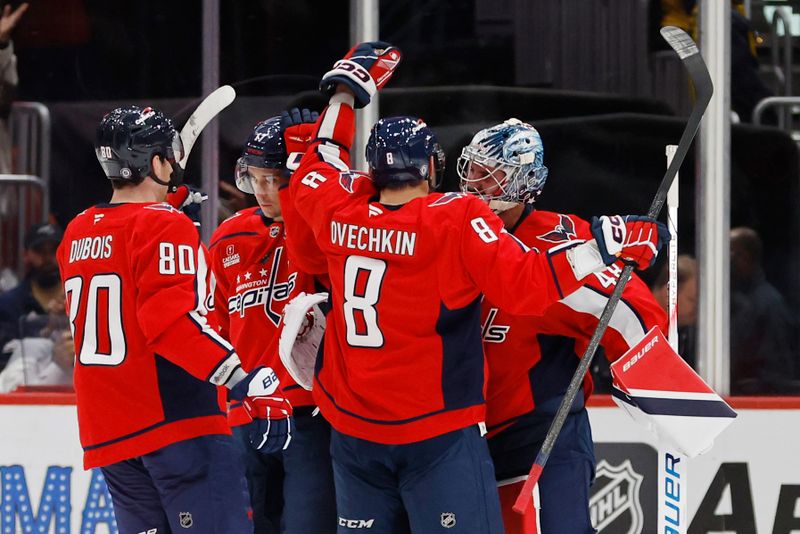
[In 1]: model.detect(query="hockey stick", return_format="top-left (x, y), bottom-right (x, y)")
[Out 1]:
top-left (513, 26), bottom-right (713, 514)
top-left (177, 85), bottom-right (236, 169)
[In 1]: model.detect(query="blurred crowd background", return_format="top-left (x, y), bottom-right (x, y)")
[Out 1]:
top-left (0, 0), bottom-right (798, 396)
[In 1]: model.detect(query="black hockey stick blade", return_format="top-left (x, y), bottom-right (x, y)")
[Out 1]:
top-left (514, 26), bottom-right (712, 514)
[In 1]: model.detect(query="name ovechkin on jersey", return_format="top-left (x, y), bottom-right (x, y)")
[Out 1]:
top-left (227, 246), bottom-right (296, 326)
top-left (330, 221), bottom-right (416, 256)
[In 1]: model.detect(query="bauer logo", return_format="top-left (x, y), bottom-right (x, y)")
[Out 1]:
top-left (592, 443), bottom-right (657, 534)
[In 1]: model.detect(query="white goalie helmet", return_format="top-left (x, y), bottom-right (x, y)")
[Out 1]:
top-left (457, 118), bottom-right (549, 212)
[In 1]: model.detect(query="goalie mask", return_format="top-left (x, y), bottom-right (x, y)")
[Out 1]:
top-left (457, 118), bottom-right (548, 211)
top-left (235, 116), bottom-right (287, 194)
top-left (95, 106), bottom-right (184, 187)
top-left (366, 116), bottom-right (445, 190)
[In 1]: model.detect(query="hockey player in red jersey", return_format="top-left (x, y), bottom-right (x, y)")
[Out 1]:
top-left (209, 114), bottom-right (336, 534)
top-left (57, 106), bottom-right (292, 534)
top-left (458, 118), bottom-right (668, 533)
top-left (285, 42), bottom-right (669, 533)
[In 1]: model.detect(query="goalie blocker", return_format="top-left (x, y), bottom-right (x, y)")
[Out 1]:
top-left (610, 326), bottom-right (737, 457)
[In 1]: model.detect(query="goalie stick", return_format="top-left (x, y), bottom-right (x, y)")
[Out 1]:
top-left (513, 26), bottom-right (713, 515)
top-left (177, 85), bottom-right (236, 169)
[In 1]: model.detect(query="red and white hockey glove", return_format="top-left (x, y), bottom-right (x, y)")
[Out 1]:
top-left (228, 396), bottom-right (294, 454)
top-left (320, 41), bottom-right (402, 109)
top-left (591, 215), bottom-right (669, 270)
top-left (165, 184), bottom-right (207, 227)
top-left (166, 184), bottom-right (207, 209)
top-left (280, 107), bottom-right (319, 171)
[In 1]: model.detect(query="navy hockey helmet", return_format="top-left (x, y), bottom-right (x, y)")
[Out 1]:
top-left (235, 116), bottom-right (288, 194)
top-left (95, 106), bottom-right (184, 186)
top-left (366, 116), bottom-right (445, 190)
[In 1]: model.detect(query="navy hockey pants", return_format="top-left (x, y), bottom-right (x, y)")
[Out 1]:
top-left (491, 407), bottom-right (597, 534)
top-left (101, 433), bottom-right (253, 534)
top-left (233, 409), bottom-right (337, 534)
top-left (331, 425), bottom-right (504, 534)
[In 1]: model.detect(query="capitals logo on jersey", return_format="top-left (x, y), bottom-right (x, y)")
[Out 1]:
top-left (339, 170), bottom-right (369, 193)
top-left (481, 307), bottom-right (510, 343)
top-left (227, 246), bottom-right (297, 326)
top-left (537, 214), bottom-right (578, 243)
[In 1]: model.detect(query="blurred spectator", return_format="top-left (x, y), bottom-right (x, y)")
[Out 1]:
top-left (657, 0), bottom-right (773, 123)
top-left (0, 3), bottom-right (29, 288)
top-left (0, 222), bottom-right (62, 361)
top-left (0, 293), bottom-right (73, 392)
top-left (730, 226), bottom-right (797, 394)
top-left (651, 254), bottom-right (698, 368)
top-left (0, 1), bottom-right (27, 172)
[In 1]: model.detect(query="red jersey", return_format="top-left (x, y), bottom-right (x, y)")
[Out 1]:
top-left (57, 202), bottom-right (243, 469)
top-left (209, 207), bottom-right (315, 407)
top-left (279, 184), bottom-right (329, 276)
top-left (289, 100), bottom-right (590, 445)
top-left (483, 207), bottom-right (667, 438)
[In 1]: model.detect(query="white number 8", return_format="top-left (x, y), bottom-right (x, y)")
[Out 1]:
top-left (343, 256), bottom-right (386, 348)
top-left (470, 217), bottom-right (499, 243)
top-left (386, 152), bottom-right (394, 164)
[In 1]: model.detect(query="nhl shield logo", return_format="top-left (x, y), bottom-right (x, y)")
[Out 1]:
top-left (270, 226), bottom-right (280, 238)
top-left (179, 512), bottom-right (193, 528)
top-left (590, 460), bottom-right (644, 534)
top-left (440, 512), bottom-right (456, 528)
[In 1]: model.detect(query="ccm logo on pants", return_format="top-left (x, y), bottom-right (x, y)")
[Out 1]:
top-left (339, 517), bottom-right (375, 528)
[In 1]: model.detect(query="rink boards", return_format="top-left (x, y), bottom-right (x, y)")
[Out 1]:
top-left (0, 393), bottom-right (798, 534)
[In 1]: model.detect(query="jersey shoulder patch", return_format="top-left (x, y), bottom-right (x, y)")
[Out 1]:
top-left (428, 192), bottom-right (467, 207)
top-left (215, 207), bottom-right (259, 232)
top-left (210, 210), bottom-right (263, 249)
top-left (136, 203), bottom-right (196, 235)
top-left (145, 203), bottom-right (182, 214)
top-left (219, 210), bottom-right (245, 225)
top-left (339, 170), bottom-right (371, 193)
top-left (528, 211), bottom-right (590, 245)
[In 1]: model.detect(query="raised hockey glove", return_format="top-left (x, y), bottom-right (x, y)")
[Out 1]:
top-left (280, 108), bottom-right (319, 171)
top-left (228, 396), bottom-right (294, 454)
top-left (591, 215), bottom-right (670, 270)
top-left (320, 41), bottom-right (402, 108)
top-left (166, 185), bottom-right (207, 226)
top-left (228, 366), bottom-right (281, 401)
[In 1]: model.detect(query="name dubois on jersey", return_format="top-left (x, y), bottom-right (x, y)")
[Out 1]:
top-left (68, 235), bottom-right (113, 263)
top-left (227, 246), bottom-right (295, 326)
top-left (330, 221), bottom-right (416, 256)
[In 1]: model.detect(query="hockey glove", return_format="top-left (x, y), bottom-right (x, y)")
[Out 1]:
top-left (279, 291), bottom-right (328, 391)
top-left (591, 215), bottom-right (670, 270)
top-left (228, 396), bottom-right (294, 454)
top-left (280, 108), bottom-right (319, 171)
top-left (166, 185), bottom-right (207, 226)
top-left (228, 366), bottom-right (281, 401)
top-left (320, 41), bottom-right (402, 109)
